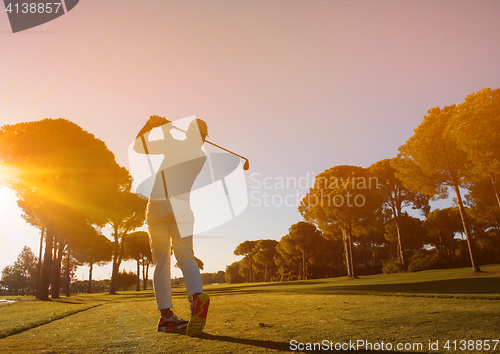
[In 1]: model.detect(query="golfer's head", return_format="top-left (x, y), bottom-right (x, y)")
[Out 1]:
top-left (187, 119), bottom-right (208, 142)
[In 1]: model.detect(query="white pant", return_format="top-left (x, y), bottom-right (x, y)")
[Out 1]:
top-left (146, 200), bottom-right (203, 310)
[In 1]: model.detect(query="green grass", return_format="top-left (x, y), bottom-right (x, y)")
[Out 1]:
top-left (1, 266), bottom-right (499, 353)
top-left (198, 265), bottom-right (500, 299)
top-left (0, 300), bottom-right (98, 339)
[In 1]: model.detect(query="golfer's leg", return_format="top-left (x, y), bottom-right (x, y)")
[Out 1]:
top-left (174, 232), bottom-right (209, 337)
top-left (151, 240), bottom-right (173, 310)
top-left (171, 234), bottom-right (203, 300)
top-left (147, 202), bottom-right (173, 311)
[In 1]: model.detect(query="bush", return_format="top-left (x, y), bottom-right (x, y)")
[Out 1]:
top-left (408, 249), bottom-right (449, 272)
top-left (382, 259), bottom-right (403, 274)
top-left (72, 280), bottom-right (109, 293)
top-left (172, 278), bottom-right (184, 288)
top-left (116, 271), bottom-right (137, 290)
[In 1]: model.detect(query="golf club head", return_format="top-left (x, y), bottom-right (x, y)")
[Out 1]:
top-left (243, 160), bottom-right (250, 170)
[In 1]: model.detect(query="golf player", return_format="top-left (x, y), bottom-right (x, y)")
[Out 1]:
top-left (133, 115), bottom-right (210, 336)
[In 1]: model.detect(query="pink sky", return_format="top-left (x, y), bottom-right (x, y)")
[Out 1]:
top-left (1, 0), bottom-right (500, 280)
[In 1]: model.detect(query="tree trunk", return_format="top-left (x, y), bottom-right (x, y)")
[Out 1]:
top-left (337, 248), bottom-right (343, 277)
top-left (136, 259), bottom-right (141, 291)
top-left (249, 257), bottom-right (253, 282)
top-left (451, 238), bottom-right (456, 264)
top-left (141, 259), bottom-right (146, 290)
top-left (109, 231), bottom-right (121, 295)
top-left (362, 242), bottom-right (368, 275)
top-left (38, 225), bottom-right (53, 300)
top-left (450, 170), bottom-right (481, 273)
top-left (302, 249), bottom-right (307, 280)
top-left (348, 232), bottom-right (356, 278)
top-left (87, 263), bottom-right (93, 293)
top-left (490, 173), bottom-right (500, 209)
top-left (36, 227), bottom-right (44, 298)
top-left (144, 261), bottom-right (149, 290)
top-left (65, 247), bottom-right (71, 297)
top-left (110, 263), bottom-right (119, 294)
top-left (394, 214), bottom-right (407, 270)
top-left (51, 237), bottom-right (58, 297)
top-left (52, 239), bottom-right (64, 299)
top-left (342, 229), bottom-right (352, 277)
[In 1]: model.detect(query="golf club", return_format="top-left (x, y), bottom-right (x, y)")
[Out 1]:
top-left (150, 116), bottom-right (250, 170)
top-left (140, 135), bottom-right (171, 202)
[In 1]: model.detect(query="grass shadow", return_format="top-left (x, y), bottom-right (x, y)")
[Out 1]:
top-left (0, 303), bottom-right (101, 339)
top-left (313, 277), bottom-right (500, 296)
top-left (170, 330), bottom-right (422, 353)
top-left (201, 272), bottom-right (500, 299)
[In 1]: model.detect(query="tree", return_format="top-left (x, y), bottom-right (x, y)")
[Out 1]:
top-left (425, 208), bottom-right (463, 263)
top-left (225, 261), bottom-right (245, 283)
top-left (107, 191), bottom-right (147, 295)
top-left (0, 118), bottom-right (131, 300)
top-left (1, 266), bottom-right (23, 295)
top-left (200, 271), bottom-right (226, 285)
top-left (252, 239), bottom-right (279, 282)
top-left (370, 158), bottom-right (429, 269)
top-left (0, 246), bottom-right (38, 295)
top-left (61, 251), bottom-right (80, 297)
top-left (125, 231), bottom-right (152, 291)
top-left (72, 227), bottom-right (113, 293)
top-left (313, 228), bottom-right (347, 277)
top-left (283, 222), bottom-right (322, 280)
top-left (450, 88), bottom-right (500, 208)
top-left (393, 105), bottom-right (481, 272)
top-left (299, 165), bottom-right (382, 277)
top-left (466, 177), bottom-right (500, 230)
top-left (16, 246), bottom-right (38, 293)
top-left (234, 240), bottom-right (259, 282)
top-left (216, 270), bottom-right (226, 283)
top-left (237, 256), bottom-right (252, 282)
top-left (49, 209), bottom-right (91, 298)
top-left (384, 213), bottom-right (427, 262)
top-left (274, 239), bottom-right (301, 281)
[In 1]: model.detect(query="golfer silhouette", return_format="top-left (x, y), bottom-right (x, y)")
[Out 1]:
top-left (133, 115), bottom-right (210, 336)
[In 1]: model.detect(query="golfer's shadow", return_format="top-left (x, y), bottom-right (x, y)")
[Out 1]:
top-left (173, 330), bottom-right (291, 351)
top-left (170, 330), bottom-right (415, 353)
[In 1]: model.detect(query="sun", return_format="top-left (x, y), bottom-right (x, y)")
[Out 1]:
top-left (0, 165), bottom-right (8, 186)
top-left (0, 167), bottom-right (5, 186)
top-left (0, 163), bottom-right (15, 187)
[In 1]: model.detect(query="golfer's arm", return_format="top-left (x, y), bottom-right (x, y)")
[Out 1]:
top-left (133, 130), bottom-right (174, 155)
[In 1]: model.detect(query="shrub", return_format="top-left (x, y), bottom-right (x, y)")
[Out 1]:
top-left (382, 259), bottom-right (403, 274)
top-left (408, 249), bottom-right (449, 272)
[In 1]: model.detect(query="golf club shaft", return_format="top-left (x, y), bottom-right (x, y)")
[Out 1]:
top-left (170, 125), bottom-right (250, 168)
top-left (140, 135), bottom-right (170, 201)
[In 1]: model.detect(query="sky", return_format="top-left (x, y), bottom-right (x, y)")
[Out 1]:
top-left (1, 0), bottom-right (500, 281)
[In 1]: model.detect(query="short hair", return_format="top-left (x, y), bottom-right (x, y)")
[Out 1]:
top-left (188, 119), bottom-right (208, 137)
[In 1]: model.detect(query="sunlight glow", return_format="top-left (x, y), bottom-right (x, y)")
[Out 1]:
top-left (0, 163), bottom-right (12, 186)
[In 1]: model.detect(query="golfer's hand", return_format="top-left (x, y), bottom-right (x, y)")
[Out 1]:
top-left (149, 115), bottom-right (170, 128)
top-left (137, 115), bottom-right (170, 138)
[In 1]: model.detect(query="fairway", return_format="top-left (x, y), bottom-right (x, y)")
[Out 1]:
top-left (1, 267), bottom-right (499, 353)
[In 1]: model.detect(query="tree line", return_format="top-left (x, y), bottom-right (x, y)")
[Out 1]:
top-left (0, 119), bottom-right (152, 298)
top-left (0, 244), bottom-right (226, 295)
top-left (0, 246), bottom-right (149, 295)
top-left (226, 88), bottom-right (500, 282)
top-left (0, 118), bottom-right (226, 297)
